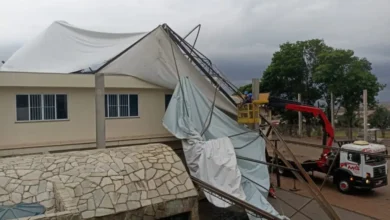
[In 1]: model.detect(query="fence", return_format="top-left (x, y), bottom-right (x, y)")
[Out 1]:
top-left (277, 124), bottom-right (390, 140)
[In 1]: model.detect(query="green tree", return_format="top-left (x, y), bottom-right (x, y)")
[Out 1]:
top-left (260, 39), bottom-right (328, 136)
top-left (368, 106), bottom-right (390, 138)
top-left (314, 49), bottom-right (385, 138)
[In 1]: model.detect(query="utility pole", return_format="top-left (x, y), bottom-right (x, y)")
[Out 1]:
top-left (95, 72), bottom-right (106, 149)
top-left (252, 78), bottom-right (260, 132)
top-left (330, 93), bottom-right (335, 129)
top-left (298, 93), bottom-right (302, 137)
top-left (363, 89), bottom-right (368, 141)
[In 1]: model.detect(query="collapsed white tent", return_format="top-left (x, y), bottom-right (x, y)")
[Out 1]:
top-left (0, 21), bottom-right (146, 73)
top-left (1, 21), bottom-right (236, 115)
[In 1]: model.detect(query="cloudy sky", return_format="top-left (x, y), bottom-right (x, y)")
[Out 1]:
top-left (0, 0), bottom-right (389, 100)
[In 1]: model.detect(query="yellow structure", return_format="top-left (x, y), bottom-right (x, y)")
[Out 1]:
top-left (237, 92), bottom-right (270, 124)
top-left (0, 71), bottom-right (176, 154)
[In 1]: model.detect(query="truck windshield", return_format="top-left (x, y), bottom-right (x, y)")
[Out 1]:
top-left (365, 152), bottom-right (386, 165)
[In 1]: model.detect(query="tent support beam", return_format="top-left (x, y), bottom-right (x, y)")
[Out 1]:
top-left (162, 25), bottom-right (238, 106)
top-left (260, 115), bottom-right (340, 220)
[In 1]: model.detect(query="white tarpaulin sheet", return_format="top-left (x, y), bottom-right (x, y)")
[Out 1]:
top-left (100, 26), bottom-right (236, 115)
top-left (1, 21), bottom-right (236, 115)
top-left (0, 21), bottom-right (146, 73)
top-left (163, 77), bottom-right (288, 220)
top-left (186, 136), bottom-right (246, 208)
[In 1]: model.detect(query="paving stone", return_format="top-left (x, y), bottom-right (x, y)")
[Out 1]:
top-left (16, 170), bottom-right (33, 177)
top-left (87, 198), bottom-right (95, 210)
top-left (141, 199), bottom-right (152, 207)
top-left (38, 180), bottom-right (47, 193)
top-left (11, 193), bottom-right (22, 203)
top-left (117, 185), bottom-right (128, 194)
top-left (153, 163), bottom-right (163, 170)
top-left (93, 188), bottom-right (105, 207)
top-left (75, 185), bottom-right (83, 197)
top-left (95, 208), bottom-right (115, 217)
top-left (41, 172), bottom-right (53, 179)
top-left (117, 194), bottom-right (128, 204)
top-left (0, 177), bottom-right (10, 188)
top-left (148, 190), bottom-right (159, 199)
top-left (110, 163), bottom-right (121, 173)
top-left (171, 177), bottom-right (181, 185)
top-left (37, 192), bottom-right (50, 202)
top-left (127, 201), bottom-right (141, 210)
top-left (115, 203), bottom-right (127, 213)
top-left (108, 192), bottom-right (119, 205)
top-left (81, 193), bottom-right (93, 200)
top-left (21, 180), bottom-right (39, 186)
top-left (101, 177), bottom-right (113, 187)
top-left (41, 199), bottom-right (55, 209)
top-left (82, 210), bottom-right (95, 219)
top-left (154, 170), bottom-right (168, 179)
top-left (129, 173), bottom-right (140, 181)
top-left (59, 175), bottom-right (70, 183)
top-left (146, 168), bottom-right (157, 180)
top-left (100, 194), bottom-right (114, 208)
top-left (157, 183), bottom-right (170, 196)
top-left (65, 163), bottom-right (73, 171)
top-left (14, 185), bottom-right (24, 194)
top-left (134, 169), bottom-right (145, 180)
top-left (178, 173), bottom-right (188, 184)
top-left (161, 174), bottom-right (171, 183)
top-left (166, 181), bottom-right (175, 190)
top-left (128, 191), bottom-right (141, 201)
top-left (47, 164), bottom-right (56, 171)
top-left (86, 177), bottom-right (102, 185)
top-left (123, 156), bottom-right (134, 164)
top-left (124, 176), bottom-right (131, 185)
top-left (103, 184), bottom-right (115, 193)
top-left (163, 163), bottom-right (172, 171)
top-left (171, 168), bottom-right (183, 175)
top-left (78, 203), bottom-right (88, 212)
top-left (29, 185), bottom-right (38, 195)
top-left (107, 169), bottom-right (119, 176)
top-left (113, 158), bottom-right (125, 170)
top-left (148, 180), bottom-right (156, 190)
top-left (142, 161), bottom-right (152, 169)
top-left (6, 183), bottom-right (19, 192)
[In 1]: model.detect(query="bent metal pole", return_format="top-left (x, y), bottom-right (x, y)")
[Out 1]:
top-left (259, 115), bottom-right (340, 220)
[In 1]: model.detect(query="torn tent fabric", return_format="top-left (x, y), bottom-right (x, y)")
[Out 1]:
top-left (163, 77), bottom-right (288, 220)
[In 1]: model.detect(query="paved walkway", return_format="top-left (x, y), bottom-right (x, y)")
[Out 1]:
top-left (268, 189), bottom-right (376, 220)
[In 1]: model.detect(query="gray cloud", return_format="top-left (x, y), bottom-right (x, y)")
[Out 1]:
top-left (0, 0), bottom-right (389, 99)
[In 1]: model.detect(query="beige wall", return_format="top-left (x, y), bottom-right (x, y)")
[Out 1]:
top-left (0, 72), bottom-right (174, 149)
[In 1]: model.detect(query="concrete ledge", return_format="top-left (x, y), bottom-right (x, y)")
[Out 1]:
top-left (0, 135), bottom-right (178, 158)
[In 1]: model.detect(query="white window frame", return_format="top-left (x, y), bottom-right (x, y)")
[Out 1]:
top-left (105, 93), bottom-right (139, 118)
top-left (16, 94), bottom-right (68, 122)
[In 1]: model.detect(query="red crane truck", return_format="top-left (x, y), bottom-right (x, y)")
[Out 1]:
top-left (266, 97), bottom-right (388, 194)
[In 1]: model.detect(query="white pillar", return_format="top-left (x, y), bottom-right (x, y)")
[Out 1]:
top-left (252, 78), bottom-right (260, 131)
top-left (95, 73), bottom-right (106, 149)
top-left (363, 89), bottom-right (368, 141)
top-left (330, 93), bottom-right (335, 129)
top-left (298, 93), bottom-right (302, 137)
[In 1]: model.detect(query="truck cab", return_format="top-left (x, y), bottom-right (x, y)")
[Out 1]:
top-left (335, 140), bottom-right (388, 193)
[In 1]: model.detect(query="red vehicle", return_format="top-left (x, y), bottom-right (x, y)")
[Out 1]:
top-left (266, 97), bottom-right (388, 193)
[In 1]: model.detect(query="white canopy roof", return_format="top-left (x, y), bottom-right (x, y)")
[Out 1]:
top-left (0, 21), bottom-right (146, 73)
top-left (0, 21), bottom-right (236, 114)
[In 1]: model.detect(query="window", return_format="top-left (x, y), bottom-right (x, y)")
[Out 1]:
top-left (165, 94), bottom-right (172, 110)
top-left (16, 94), bottom-right (68, 121)
top-left (347, 152), bottom-right (361, 164)
top-left (105, 94), bottom-right (138, 118)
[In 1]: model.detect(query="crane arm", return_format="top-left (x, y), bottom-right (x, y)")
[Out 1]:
top-left (263, 97), bottom-right (335, 155)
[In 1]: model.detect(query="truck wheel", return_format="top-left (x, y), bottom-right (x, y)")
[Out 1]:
top-left (337, 178), bottom-right (351, 194)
